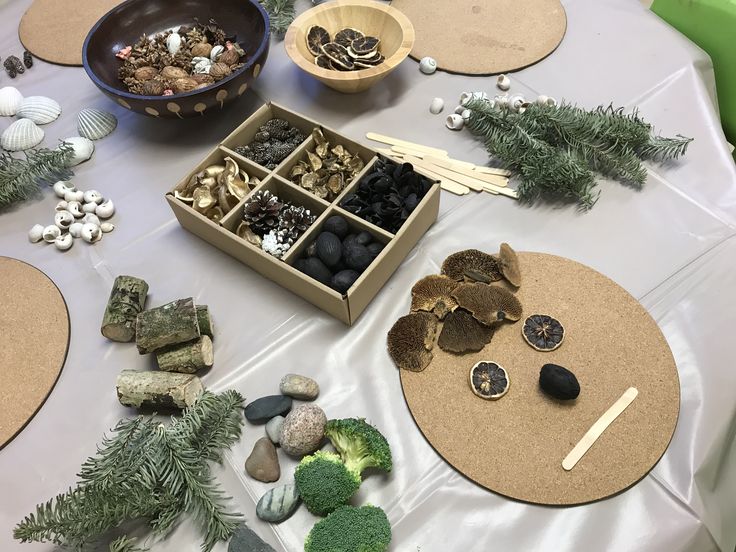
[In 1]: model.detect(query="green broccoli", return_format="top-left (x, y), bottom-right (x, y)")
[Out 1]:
top-left (294, 451), bottom-right (360, 516)
top-left (304, 505), bottom-right (392, 552)
top-left (324, 418), bottom-right (392, 475)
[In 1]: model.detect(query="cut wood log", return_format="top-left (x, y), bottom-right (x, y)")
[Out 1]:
top-left (101, 275), bottom-right (149, 342)
top-left (195, 305), bottom-right (214, 338)
top-left (156, 336), bottom-right (214, 374)
top-left (135, 297), bottom-right (200, 354)
top-left (116, 369), bottom-right (204, 409)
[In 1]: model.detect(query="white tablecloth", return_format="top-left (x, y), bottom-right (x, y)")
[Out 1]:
top-left (1, 0), bottom-right (735, 550)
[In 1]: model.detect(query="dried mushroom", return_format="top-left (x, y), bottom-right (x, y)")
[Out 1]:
top-left (387, 312), bottom-right (439, 372)
top-left (410, 275), bottom-right (459, 320)
top-left (470, 361), bottom-right (509, 400)
top-left (497, 242), bottom-right (521, 287)
top-left (437, 309), bottom-right (494, 354)
top-left (451, 283), bottom-right (523, 325)
top-left (441, 249), bottom-right (502, 283)
top-left (522, 314), bottom-right (565, 352)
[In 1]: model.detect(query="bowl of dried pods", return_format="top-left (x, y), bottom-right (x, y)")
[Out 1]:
top-left (82, 0), bottom-right (270, 118)
top-left (284, 0), bottom-right (414, 94)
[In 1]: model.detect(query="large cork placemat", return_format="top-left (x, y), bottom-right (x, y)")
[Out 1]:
top-left (19, 0), bottom-right (123, 66)
top-left (390, 0), bottom-right (566, 75)
top-left (0, 258), bottom-right (69, 449)
top-left (400, 252), bottom-right (680, 505)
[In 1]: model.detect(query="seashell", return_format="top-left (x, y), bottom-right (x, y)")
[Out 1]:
top-left (461, 109), bottom-right (471, 121)
top-left (69, 222), bottom-right (84, 238)
top-left (16, 96), bottom-right (61, 125)
top-left (61, 137), bottom-right (94, 167)
top-left (0, 86), bottom-right (23, 116)
top-left (496, 74), bottom-right (511, 91)
top-left (454, 105), bottom-right (466, 115)
top-left (210, 45), bottom-right (224, 61)
top-left (446, 113), bottom-right (465, 131)
top-left (96, 199), bottom-right (114, 219)
top-left (192, 57), bottom-right (213, 74)
top-left (42, 225), bottom-right (61, 242)
top-left (55, 200), bottom-right (69, 211)
top-left (77, 109), bottom-right (117, 141)
top-left (54, 233), bottom-right (74, 251)
top-left (28, 224), bottom-right (44, 243)
top-left (166, 32), bottom-right (182, 55)
top-left (64, 189), bottom-right (84, 202)
top-left (509, 94), bottom-right (525, 112)
top-left (495, 95), bottom-right (509, 109)
top-left (419, 56), bottom-right (437, 75)
top-left (53, 180), bottom-right (75, 198)
top-left (81, 223), bottom-right (101, 243)
top-left (536, 95), bottom-right (549, 105)
top-left (546, 96), bottom-right (557, 107)
top-left (100, 222), bottom-right (115, 233)
top-left (67, 201), bottom-right (83, 218)
top-left (83, 213), bottom-right (101, 226)
top-left (54, 211), bottom-right (74, 229)
top-left (429, 97), bottom-right (444, 115)
top-left (459, 91), bottom-right (489, 106)
top-left (1, 119), bottom-right (44, 151)
top-left (82, 202), bottom-right (98, 214)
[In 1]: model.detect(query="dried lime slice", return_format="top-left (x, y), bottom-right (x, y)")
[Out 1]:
top-left (470, 361), bottom-right (509, 400)
top-left (351, 36), bottom-right (380, 55)
top-left (321, 43), bottom-right (354, 70)
top-left (522, 314), bottom-right (565, 351)
top-left (306, 25), bottom-right (331, 56)
top-left (334, 28), bottom-right (364, 48)
top-left (314, 53), bottom-right (332, 69)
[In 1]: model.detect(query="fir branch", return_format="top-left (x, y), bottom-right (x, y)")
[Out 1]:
top-left (0, 143), bottom-right (74, 209)
top-left (182, 389), bottom-right (245, 463)
top-left (109, 536), bottom-right (149, 552)
top-left (638, 134), bottom-right (692, 161)
top-left (259, 0), bottom-right (296, 36)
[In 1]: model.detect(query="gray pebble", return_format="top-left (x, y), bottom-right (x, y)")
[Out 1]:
top-left (279, 404), bottom-right (326, 457)
top-left (265, 415), bottom-right (284, 445)
top-left (256, 484), bottom-right (301, 523)
top-left (228, 523), bottom-right (275, 552)
top-left (244, 395), bottom-right (292, 423)
top-left (279, 373), bottom-right (319, 401)
top-left (245, 437), bottom-right (280, 483)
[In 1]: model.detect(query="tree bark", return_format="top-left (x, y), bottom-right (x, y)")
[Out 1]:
top-left (101, 275), bottom-right (149, 342)
top-left (196, 305), bottom-right (214, 338)
top-left (156, 336), bottom-right (213, 374)
top-left (116, 369), bottom-right (203, 409)
top-left (135, 297), bottom-right (200, 354)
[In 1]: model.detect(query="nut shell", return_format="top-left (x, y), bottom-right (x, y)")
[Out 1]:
top-left (172, 77), bottom-right (198, 94)
top-left (134, 66), bottom-right (158, 81)
top-left (142, 80), bottom-right (165, 96)
top-left (160, 66), bottom-right (188, 80)
top-left (209, 62), bottom-right (231, 80)
top-left (218, 48), bottom-right (240, 66)
top-left (190, 42), bottom-right (213, 58)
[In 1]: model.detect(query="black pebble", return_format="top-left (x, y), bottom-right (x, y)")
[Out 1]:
top-left (331, 270), bottom-right (360, 294)
top-left (355, 231), bottom-right (372, 246)
top-left (299, 257), bottom-right (333, 286)
top-left (244, 395), bottom-right (293, 423)
top-left (323, 215), bottom-right (349, 239)
top-left (315, 232), bottom-right (342, 268)
top-left (342, 234), bottom-right (357, 247)
top-left (366, 242), bottom-right (384, 256)
top-left (343, 242), bottom-right (373, 271)
top-left (539, 364), bottom-right (580, 401)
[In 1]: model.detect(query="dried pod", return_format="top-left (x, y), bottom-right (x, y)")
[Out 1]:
top-left (441, 249), bottom-right (502, 282)
top-left (209, 62), bottom-right (231, 80)
top-left (497, 242), bottom-right (521, 287)
top-left (161, 66), bottom-right (188, 80)
top-left (191, 42), bottom-right (213, 58)
top-left (539, 363), bottom-right (580, 400)
top-left (387, 312), bottom-right (439, 372)
top-left (134, 66), bottom-right (159, 81)
top-left (410, 275), bottom-right (459, 320)
top-left (142, 80), bottom-right (165, 96)
top-left (437, 309), bottom-right (494, 354)
top-left (172, 77), bottom-right (198, 94)
top-left (451, 282), bottom-right (523, 325)
top-left (218, 48), bottom-right (240, 66)
top-left (193, 186), bottom-right (215, 212)
top-left (315, 232), bottom-right (342, 268)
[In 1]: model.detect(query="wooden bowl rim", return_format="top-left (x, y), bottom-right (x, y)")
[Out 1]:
top-left (81, 0), bottom-right (271, 101)
top-left (284, 0), bottom-right (415, 81)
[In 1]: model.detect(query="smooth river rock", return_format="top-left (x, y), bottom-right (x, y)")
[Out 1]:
top-left (279, 403), bottom-right (327, 457)
top-left (244, 395), bottom-right (292, 423)
top-left (265, 415), bottom-right (284, 445)
top-left (279, 373), bottom-right (320, 400)
top-left (256, 483), bottom-right (301, 523)
top-left (228, 523), bottom-right (275, 552)
top-left (245, 437), bottom-right (280, 482)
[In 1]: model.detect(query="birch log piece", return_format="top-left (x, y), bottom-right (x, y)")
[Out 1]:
top-left (116, 369), bottom-right (204, 409)
top-left (196, 305), bottom-right (214, 338)
top-left (156, 336), bottom-right (214, 374)
top-left (101, 276), bottom-right (149, 342)
top-left (135, 297), bottom-right (200, 354)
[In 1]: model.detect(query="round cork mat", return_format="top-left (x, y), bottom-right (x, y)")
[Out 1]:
top-left (0, 258), bottom-right (69, 449)
top-left (400, 252), bottom-right (680, 505)
top-left (19, 0), bottom-right (123, 66)
top-left (390, 0), bottom-right (567, 75)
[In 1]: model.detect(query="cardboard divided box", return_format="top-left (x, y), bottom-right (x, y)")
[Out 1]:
top-left (166, 102), bottom-right (440, 324)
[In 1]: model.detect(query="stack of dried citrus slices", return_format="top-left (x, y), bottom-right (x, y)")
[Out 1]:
top-left (306, 26), bottom-right (384, 71)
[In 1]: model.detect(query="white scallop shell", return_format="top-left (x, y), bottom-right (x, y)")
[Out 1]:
top-left (166, 32), bottom-right (182, 55)
top-left (16, 96), bottom-right (62, 125)
top-left (0, 86), bottom-right (23, 116)
top-left (77, 108), bottom-right (118, 140)
top-left (61, 137), bottom-right (95, 167)
top-left (1, 119), bottom-right (44, 151)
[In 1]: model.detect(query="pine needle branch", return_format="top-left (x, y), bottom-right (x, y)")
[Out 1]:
top-left (259, 0), bottom-right (296, 36)
top-left (0, 142), bottom-right (74, 208)
top-left (109, 536), bottom-right (149, 552)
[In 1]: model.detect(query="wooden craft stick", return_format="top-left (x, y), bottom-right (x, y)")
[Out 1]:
top-left (562, 387), bottom-right (639, 471)
top-left (390, 144), bottom-right (450, 160)
top-left (484, 184), bottom-right (518, 199)
top-left (474, 166), bottom-right (512, 177)
top-left (366, 132), bottom-right (448, 157)
top-left (424, 156), bottom-right (509, 187)
top-left (405, 157), bottom-right (486, 192)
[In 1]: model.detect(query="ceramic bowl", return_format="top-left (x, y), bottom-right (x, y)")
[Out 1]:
top-left (82, 0), bottom-right (270, 118)
top-left (284, 0), bottom-right (414, 94)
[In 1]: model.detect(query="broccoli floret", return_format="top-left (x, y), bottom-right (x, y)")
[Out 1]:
top-left (294, 451), bottom-right (360, 516)
top-left (324, 418), bottom-right (392, 475)
top-left (304, 505), bottom-right (392, 552)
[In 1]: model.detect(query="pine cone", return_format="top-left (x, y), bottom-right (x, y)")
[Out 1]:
top-left (242, 190), bottom-right (283, 235)
top-left (278, 205), bottom-right (316, 241)
top-left (261, 229), bottom-right (293, 259)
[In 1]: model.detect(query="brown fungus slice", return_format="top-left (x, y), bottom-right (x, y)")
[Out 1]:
top-left (451, 283), bottom-right (523, 325)
top-left (522, 314), bottom-right (565, 352)
top-left (410, 275), bottom-right (459, 320)
top-left (438, 309), bottom-right (494, 354)
top-left (441, 249), bottom-right (502, 283)
top-left (497, 242), bottom-right (521, 287)
top-left (387, 312), bottom-right (439, 372)
top-left (470, 361), bottom-right (509, 400)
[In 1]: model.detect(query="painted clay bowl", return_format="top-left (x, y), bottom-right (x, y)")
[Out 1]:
top-left (82, 0), bottom-right (270, 118)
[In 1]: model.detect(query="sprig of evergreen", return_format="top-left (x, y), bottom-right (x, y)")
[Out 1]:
top-left (464, 99), bottom-right (692, 209)
top-left (0, 142), bottom-right (74, 208)
top-left (14, 390), bottom-right (245, 552)
top-left (259, 0), bottom-right (296, 37)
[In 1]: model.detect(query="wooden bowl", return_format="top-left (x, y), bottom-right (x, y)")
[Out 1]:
top-left (284, 0), bottom-right (415, 94)
top-left (82, 0), bottom-right (270, 118)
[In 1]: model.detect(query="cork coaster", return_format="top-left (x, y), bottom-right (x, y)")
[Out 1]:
top-left (400, 252), bottom-right (680, 505)
top-left (19, 0), bottom-right (123, 66)
top-left (390, 0), bottom-right (567, 75)
top-left (0, 258), bottom-right (69, 449)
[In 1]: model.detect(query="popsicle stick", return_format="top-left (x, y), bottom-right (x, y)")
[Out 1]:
top-left (366, 132), bottom-right (448, 157)
top-left (424, 156), bottom-right (509, 187)
top-left (562, 387), bottom-right (639, 471)
top-left (440, 181), bottom-right (471, 195)
top-left (484, 184), bottom-right (518, 198)
top-left (474, 166), bottom-right (512, 177)
top-left (390, 144), bottom-right (451, 160)
top-left (406, 158), bottom-right (485, 192)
